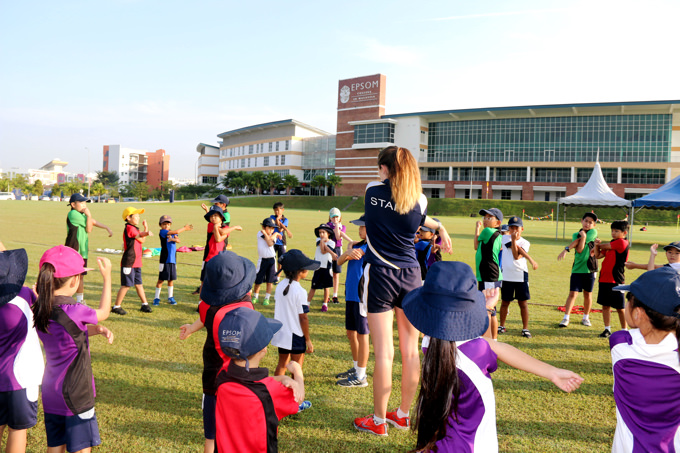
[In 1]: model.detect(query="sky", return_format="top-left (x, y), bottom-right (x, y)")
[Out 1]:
top-left (1, 0), bottom-right (679, 180)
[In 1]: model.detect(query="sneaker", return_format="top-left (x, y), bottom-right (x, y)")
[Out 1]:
top-left (498, 326), bottom-right (506, 334)
top-left (386, 409), bottom-right (410, 430)
top-left (354, 415), bottom-right (387, 436)
top-left (599, 329), bottom-right (612, 338)
top-left (191, 286), bottom-right (201, 295)
top-left (521, 329), bottom-right (533, 338)
top-left (168, 297), bottom-right (177, 305)
top-left (335, 367), bottom-right (356, 379)
top-left (298, 400), bottom-right (312, 412)
top-left (581, 318), bottom-right (592, 327)
top-left (262, 298), bottom-right (270, 306)
top-left (337, 373), bottom-right (368, 388)
top-left (558, 317), bottom-right (569, 328)
top-left (321, 303), bottom-right (328, 312)
top-left (140, 304), bottom-right (152, 313)
top-left (332, 296), bottom-right (340, 304)
top-left (152, 298), bottom-right (160, 306)
top-left (111, 306), bottom-right (127, 315)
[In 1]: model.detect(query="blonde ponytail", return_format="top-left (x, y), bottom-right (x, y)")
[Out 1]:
top-left (378, 146), bottom-right (421, 214)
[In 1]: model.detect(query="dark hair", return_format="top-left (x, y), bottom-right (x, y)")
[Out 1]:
top-left (411, 337), bottom-right (461, 452)
top-left (582, 212), bottom-right (597, 222)
top-left (282, 269), bottom-right (306, 296)
top-left (273, 202), bottom-right (284, 210)
top-left (611, 220), bottom-right (629, 232)
top-left (32, 263), bottom-right (73, 334)
top-left (630, 294), bottom-right (680, 361)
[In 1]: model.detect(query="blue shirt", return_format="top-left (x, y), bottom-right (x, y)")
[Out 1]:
top-left (344, 242), bottom-right (367, 302)
top-left (364, 179), bottom-right (427, 269)
top-left (269, 215), bottom-right (288, 246)
top-left (159, 229), bottom-right (177, 264)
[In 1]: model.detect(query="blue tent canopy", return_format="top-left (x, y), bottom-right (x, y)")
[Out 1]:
top-left (631, 175), bottom-right (680, 209)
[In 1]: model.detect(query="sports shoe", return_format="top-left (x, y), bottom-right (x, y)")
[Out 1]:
top-left (321, 303), bottom-right (328, 312)
top-left (262, 298), bottom-right (270, 306)
top-left (152, 298), bottom-right (161, 306)
top-left (168, 297), bottom-right (177, 305)
top-left (335, 367), bottom-right (356, 379)
top-left (498, 326), bottom-right (506, 334)
top-left (111, 306), bottom-right (127, 315)
top-left (332, 296), bottom-right (340, 304)
top-left (599, 329), bottom-right (612, 338)
top-left (386, 409), bottom-right (410, 430)
top-left (521, 329), bottom-right (533, 338)
top-left (140, 304), bottom-right (152, 313)
top-left (558, 316), bottom-right (569, 328)
top-left (337, 373), bottom-right (368, 388)
top-left (298, 400), bottom-right (312, 412)
top-left (354, 415), bottom-right (387, 436)
top-left (581, 317), bottom-right (592, 327)
top-left (191, 286), bottom-right (201, 295)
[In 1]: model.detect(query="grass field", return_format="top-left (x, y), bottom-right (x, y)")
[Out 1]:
top-left (1, 198), bottom-right (677, 452)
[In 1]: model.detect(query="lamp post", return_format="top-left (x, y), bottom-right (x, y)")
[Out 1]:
top-left (86, 147), bottom-right (91, 197)
top-left (468, 145), bottom-right (477, 199)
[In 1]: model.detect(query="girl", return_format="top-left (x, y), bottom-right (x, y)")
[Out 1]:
top-left (402, 261), bottom-right (583, 452)
top-left (33, 245), bottom-right (114, 453)
top-left (271, 249), bottom-right (320, 376)
top-left (308, 224), bottom-right (337, 312)
top-left (327, 208), bottom-right (353, 304)
top-left (414, 225), bottom-right (436, 281)
top-left (610, 267), bottom-right (680, 452)
top-left (0, 248), bottom-right (44, 453)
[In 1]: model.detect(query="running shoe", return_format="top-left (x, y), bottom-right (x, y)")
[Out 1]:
top-left (262, 298), bottom-right (270, 306)
top-left (521, 329), bottom-right (533, 338)
top-left (354, 415), bottom-right (387, 436)
top-left (298, 401), bottom-right (312, 412)
top-left (140, 304), bottom-right (152, 313)
top-left (335, 367), bottom-right (356, 379)
top-left (558, 316), bottom-right (569, 328)
top-left (168, 297), bottom-right (177, 305)
top-left (386, 409), bottom-right (410, 430)
top-left (321, 303), bottom-right (328, 312)
top-left (581, 318), bottom-right (592, 327)
top-left (111, 306), bottom-right (127, 315)
top-left (191, 286), bottom-right (201, 295)
top-left (332, 296), bottom-right (340, 304)
top-left (599, 329), bottom-right (612, 338)
top-left (337, 373), bottom-right (368, 388)
top-left (498, 326), bottom-right (506, 334)
top-left (152, 298), bottom-right (161, 306)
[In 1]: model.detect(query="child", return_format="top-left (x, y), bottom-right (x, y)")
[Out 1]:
top-left (198, 207), bottom-right (242, 297)
top-left (270, 202), bottom-right (293, 276)
top-left (0, 248), bottom-right (44, 453)
top-left (335, 215), bottom-right (370, 387)
top-left (309, 224), bottom-right (337, 312)
top-left (179, 251), bottom-right (256, 453)
top-left (626, 241), bottom-right (680, 271)
top-left (609, 267), bottom-right (680, 452)
top-left (112, 207), bottom-right (152, 315)
top-left (593, 220), bottom-right (630, 338)
top-left (271, 249), bottom-right (319, 376)
top-left (556, 212), bottom-right (599, 327)
top-left (32, 245), bottom-right (114, 453)
top-left (214, 307), bottom-right (306, 452)
top-left (498, 216), bottom-right (539, 338)
top-left (474, 208), bottom-right (503, 339)
top-left (65, 192), bottom-right (113, 304)
top-left (252, 218), bottom-right (282, 306)
top-left (154, 215), bottom-right (193, 306)
top-left (415, 223), bottom-right (441, 281)
top-left (327, 207), bottom-right (353, 304)
top-left (398, 261), bottom-right (583, 450)
top-left (193, 195), bottom-right (231, 294)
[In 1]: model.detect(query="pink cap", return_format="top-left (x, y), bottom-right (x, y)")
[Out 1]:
top-left (39, 245), bottom-right (93, 278)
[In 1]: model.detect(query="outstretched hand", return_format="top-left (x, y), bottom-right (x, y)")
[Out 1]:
top-left (550, 369), bottom-right (584, 393)
top-left (96, 256), bottom-right (112, 277)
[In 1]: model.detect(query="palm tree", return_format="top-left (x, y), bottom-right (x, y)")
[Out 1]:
top-left (311, 175), bottom-right (328, 196)
top-left (241, 173), bottom-right (255, 194)
top-left (90, 182), bottom-right (106, 202)
top-left (249, 171), bottom-right (266, 195)
top-left (327, 175), bottom-right (343, 196)
top-left (31, 180), bottom-right (44, 198)
top-left (283, 174), bottom-right (299, 195)
top-left (266, 172), bottom-right (283, 194)
top-left (63, 182), bottom-right (80, 196)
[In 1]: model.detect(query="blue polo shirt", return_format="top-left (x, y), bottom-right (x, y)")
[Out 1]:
top-left (364, 179), bottom-right (427, 269)
top-left (159, 229), bottom-right (177, 264)
top-left (269, 215), bottom-right (288, 246)
top-left (345, 242), bottom-right (367, 302)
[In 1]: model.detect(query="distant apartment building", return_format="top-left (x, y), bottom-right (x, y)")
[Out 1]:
top-left (103, 145), bottom-right (169, 189)
top-left (196, 143), bottom-right (219, 184)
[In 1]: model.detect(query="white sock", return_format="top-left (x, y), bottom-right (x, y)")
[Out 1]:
top-left (253, 293), bottom-right (259, 301)
top-left (113, 305), bottom-right (121, 309)
top-left (142, 302), bottom-right (148, 306)
top-left (563, 314), bottom-right (570, 321)
top-left (168, 286), bottom-right (174, 298)
top-left (265, 293), bottom-right (271, 300)
top-left (373, 415), bottom-right (386, 425)
top-left (355, 366), bottom-right (366, 380)
top-left (154, 288), bottom-right (161, 299)
top-left (353, 361), bottom-right (358, 370)
top-left (397, 407), bottom-right (409, 418)
top-left (583, 314), bottom-right (589, 320)
top-left (604, 325), bottom-right (611, 331)
top-left (333, 292), bottom-right (338, 298)
top-left (75, 293), bottom-right (84, 303)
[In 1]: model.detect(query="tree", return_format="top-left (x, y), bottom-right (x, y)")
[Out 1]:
top-left (311, 175), bottom-right (328, 196)
top-left (283, 174), bottom-right (300, 195)
top-left (31, 180), bottom-right (44, 198)
top-left (130, 182), bottom-right (150, 201)
top-left (94, 171), bottom-right (119, 187)
top-left (50, 183), bottom-right (61, 197)
top-left (248, 171), bottom-right (266, 195)
top-left (327, 175), bottom-right (343, 196)
top-left (266, 172), bottom-right (283, 194)
top-left (0, 177), bottom-right (10, 192)
top-left (90, 182), bottom-right (106, 202)
top-left (63, 182), bottom-right (80, 196)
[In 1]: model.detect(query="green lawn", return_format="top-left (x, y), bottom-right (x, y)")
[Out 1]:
top-left (0, 198), bottom-right (676, 452)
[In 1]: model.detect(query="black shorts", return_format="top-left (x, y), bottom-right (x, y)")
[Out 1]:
top-left (331, 246), bottom-right (342, 274)
top-left (158, 263), bottom-right (177, 282)
top-left (45, 410), bottom-right (101, 451)
top-left (82, 258), bottom-right (88, 276)
top-left (311, 264), bottom-right (334, 290)
top-left (0, 388), bottom-right (38, 429)
top-left (255, 257), bottom-right (276, 284)
top-left (274, 244), bottom-right (286, 260)
top-left (478, 281), bottom-right (502, 291)
top-left (570, 273), bottom-right (596, 293)
top-left (120, 267), bottom-right (142, 287)
top-left (501, 281), bottom-right (530, 302)
top-left (345, 301), bottom-right (369, 334)
top-left (597, 282), bottom-right (625, 309)
top-left (278, 333), bottom-right (307, 355)
top-left (364, 264), bottom-right (421, 314)
top-left (202, 394), bottom-right (216, 440)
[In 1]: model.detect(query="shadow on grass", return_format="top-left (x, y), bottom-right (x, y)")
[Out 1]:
top-left (496, 419), bottom-right (613, 446)
top-left (94, 351), bottom-right (202, 374)
top-left (95, 378), bottom-right (201, 416)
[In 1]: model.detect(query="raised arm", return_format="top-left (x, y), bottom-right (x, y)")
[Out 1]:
top-left (647, 244), bottom-right (659, 271)
top-left (422, 216), bottom-right (452, 254)
top-left (93, 257), bottom-right (112, 321)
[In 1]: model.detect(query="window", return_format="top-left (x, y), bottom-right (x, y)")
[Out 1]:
top-left (280, 155), bottom-right (285, 166)
top-left (620, 169), bottom-right (665, 184)
top-left (201, 176), bottom-right (217, 184)
top-left (427, 168), bottom-right (448, 181)
top-left (577, 167), bottom-right (617, 183)
top-left (275, 156), bottom-right (279, 165)
top-left (269, 142), bottom-right (273, 152)
top-left (241, 158), bottom-right (245, 168)
top-left (285, 140), bottom-right (290, 150)
top-left (353, 123), bottom-right (395, 145)
top-left (534, 168), bottom-right (570, 182)
top-left (249, 145), bottom-right (254, 155)
top-left (495, 167), bottom-right (524, 182)
top-left (500, 190), bottom-right (512, 200)
top-left (264, 156), bottom-right (269, 166)
top-left (276, 142), bottom-right (280, 151)
top-left (248, 158), bottom-right (251, 168)
top-left (430, 188), bottom-right (440, 199)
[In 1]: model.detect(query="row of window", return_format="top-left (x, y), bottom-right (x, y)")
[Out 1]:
top-left (424, 167), bottom-right (666, 184)
top-left (221, 140), bottom-right (291, 158)
top-left (354, 123), bottom-right (395, 145)
top-left (220, 155), bottom-right (287, 171)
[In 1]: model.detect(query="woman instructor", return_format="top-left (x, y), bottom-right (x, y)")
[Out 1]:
top-left (354, 146), bottom-right (452, 436)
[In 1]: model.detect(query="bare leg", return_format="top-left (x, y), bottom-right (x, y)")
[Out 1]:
top-left (204, 438), bottom-right (214, 453)
top-left (114, 286), bottom-right (129, 307)
top-left (333, 273), bottom-right (340, 297)
top-left (602, 306), bottom-right (611, 326)
top-left (47, 446), bottom-right (67, 453)
top-left (499, 300), bottom-right (511, 327)
top-left (518, 300), bottom-right (530, 330)
top-left (616, 309), bottom-right (627, 329)
top-left (490, 315), bottom-right (498, 340)
top-left (135, 285), bottom-right (148, 304)
top-left (290, 353), bottom-right (305, 379)
top-left (4, 426), bottom-right (28, 453)
top-left (395, 308), bottom-right (420, 415)
top-left (367, 310), bottom-right (394, 419)
top-left (583, 291), bottom-right (593, 315)
top-left (347, 330), bottom-right (359, 362)
top-left (275, 353), bottom-right (290, 376)
top-left (357, 333), bottom-right (370, 368)
top-left (563, 291), bottom-right (579, 315)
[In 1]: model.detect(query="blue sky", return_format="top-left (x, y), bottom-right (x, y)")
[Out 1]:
top-left (1, 0), bottom-right (679, 179)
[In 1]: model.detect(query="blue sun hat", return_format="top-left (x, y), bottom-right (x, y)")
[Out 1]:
top-left (218, 307), bottom-right (282, 371)
top-left (613, 266), bottom-right (680, 318)
top-left (200, 251), bottom-right (256, 306)
top-left (0, 249), bottom-right (28, 307)
top-left (204, 205), bottom-right (226, 223)
top-left (403, 261), bottom-right (489, 341)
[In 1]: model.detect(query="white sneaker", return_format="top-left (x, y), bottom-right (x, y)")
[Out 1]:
top-left (581, 318), bottom-right (591, 327)
top-left (558, 316), bottom-right (569, 328)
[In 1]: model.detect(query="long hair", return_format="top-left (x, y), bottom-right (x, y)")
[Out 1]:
top-left (282, 269), bottom-right (305, 296)
top-left (32, 263), bottom-right (73, 334)
top-left (631, 294), bottom-right (680, 361)
top-left (411, 337), bottom-right (461, 452)
top-left (378, 146), bottom-right (421, 215)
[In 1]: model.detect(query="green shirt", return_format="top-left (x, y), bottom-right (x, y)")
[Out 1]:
top-left (475, 227), bottom-right (502, 282)
top-left (65, 209), bottom-right (89, 259)
top-left (571, 228), bottom-right (598, 274)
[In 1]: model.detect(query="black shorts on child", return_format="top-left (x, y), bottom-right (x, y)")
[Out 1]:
top-left (501, 281), bottom-right (530, 302)
top-left (278, 333), bottom-right (307, 355)
top-left (311, 264), bottom-right (334, 290)
top-left (345, 301), bottom-right (369, 335)
top-left (597, 282), bottom-right (625, 309)
top-left (255, 257), bottom-right (276, 285)
top-left (331, 246), bottom-right (343, 274)
top-left (274, 244), bottom-right (286, 260)
top-left (202, 393), bottom-right (216, 440)
top-left (45, 411), bottom-right (101, 452)
top-left (120, 267), bottom-right (142, 287)
top-left (0, 388), bottom-right (38, 429)
top-left (158, 263), bottom-right (177, 282)
top-left (570, 273), bottom-right (596, 293)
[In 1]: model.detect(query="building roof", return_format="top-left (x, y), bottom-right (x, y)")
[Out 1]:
top-left (40, 159), bottom-right (68, 171)
top-left (196, 143), bottom-right (219, 154)
top-left (383, 100), bottom-right (680, 122)
top-left (217, 119), bottom-right (331, 139)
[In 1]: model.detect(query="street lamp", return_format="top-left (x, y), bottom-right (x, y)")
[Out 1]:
top-left (86, 147), bottom-right (91, 197)
top-left (468, 145), bottom-right (477, 199)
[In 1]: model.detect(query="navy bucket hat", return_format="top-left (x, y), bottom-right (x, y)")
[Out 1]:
top-left (200, 251), bottom-right (256, 306)
top-left (278, 249), bottom-right (320, 274)
top-left (403, 261), bottom-right (489, 341)
top-left (204, 206), bottom-right (226, 223)
top-left (218, 307), bottom-right (282, 371)
top-left (314, 224), bottom-right (335, 241)
top-left (614, 266), bottom-right (680, 318)
top-left (0, 249), bottom-right (29, 307)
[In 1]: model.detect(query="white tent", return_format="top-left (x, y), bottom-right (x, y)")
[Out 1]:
top-left (555, 162), bottom-right (631, 239)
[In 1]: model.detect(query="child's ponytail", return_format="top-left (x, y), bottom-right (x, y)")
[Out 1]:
top-left (282, 269), bottom-right (301, 296)
top-left (33, 263), bottom-right (72, 334)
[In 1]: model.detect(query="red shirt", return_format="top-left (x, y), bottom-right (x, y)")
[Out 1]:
top-left (599, 238), bottom-right (630, 284)
top-left (215, 361), bottom-right (299, 453)
top-left (121, 223), bottom-right (143, 268)
top-left (203, 223), bottom-right (229, 262)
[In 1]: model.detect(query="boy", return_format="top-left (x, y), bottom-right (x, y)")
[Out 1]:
top-left (154, 215), bottom-right (193, 306)
top-left (626, 241), bottom-right (680, 271)
top-left (193, 194), bottom-right (231, 294)
top-left (112, 207), bottom-right (152, 315)
top-left (270, 202), bottom-right (293, 276)
top-left (215, 307), bottom-right (306, 453)
top-left (593, 220), bottom-right (630, 338)
top-left (498, 216), bottom-right (539, 338)
top-left (335, 215), bottom-right (369, 387)
top-left (198, 207), bottom-right (242, 296)
top-left (556, 212), bottom-right (599, 327)
top-left (65, 192), bottom-right (113, 303)
top-left (252, 218), bottom-right (282, 306)
top-left (474, 208), bottom-right (503, 339)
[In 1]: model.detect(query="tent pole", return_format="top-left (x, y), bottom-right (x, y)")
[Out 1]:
top-left (563, 205), bottom-right (567, 239)
top-left (555, 201), bottom-right (560, 240)
top-left (629, 207), bottom-right (634, 244)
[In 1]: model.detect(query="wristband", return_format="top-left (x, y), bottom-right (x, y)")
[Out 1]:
top-left (564, 246), bottom-right (570, 252)
top-left (436, 221), bottom-right (442, 234)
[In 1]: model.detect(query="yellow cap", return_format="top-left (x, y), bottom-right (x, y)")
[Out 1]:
top-left (122, 207), bottom-right (145, 220)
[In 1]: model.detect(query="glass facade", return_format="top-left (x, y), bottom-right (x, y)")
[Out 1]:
top-left (577, 167), bottom-right (617, 183)
top-left (428, 114), bottom-right (671, 163)
top-left (354, 123), bottom-right (395, 145)
top-left (495, 167), bottom-right (526, 182)
top-left (620, 169), bottom-right (665, 184)
top-left (303, 169), bottom-right (335, 181)
top-left (534, 168), bottom-right (571, 183)
top-left (426, 168), bottom-right (448, 181)
top-left (302, 135), bottom-right (336, 174)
